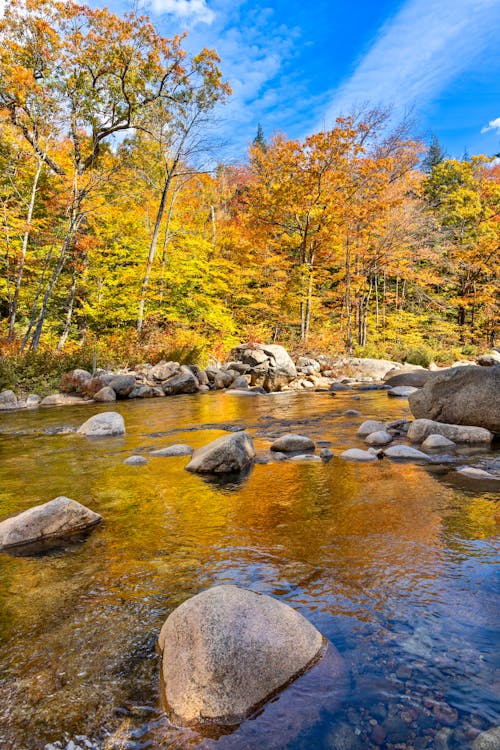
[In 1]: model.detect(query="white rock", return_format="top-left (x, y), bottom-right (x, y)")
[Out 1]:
top-left (150, 444), bottom-right (194, 457)
top-left (77, 411), bottom-right (125, 437)
top-left (365, 430), bottom-right (393, 446)
top-left (341, 449), bottom-right (378, 462)
top-left (383, 445), bottom-right (430, 460)
top-left (456, 466), bottom-right (500, 480)
top-left (123, 455), bottom-right (148, 466)
top-left (422, 434), bottom-right (456, 450)
top-left (407, 419), bottom-right (493, 445)
top-left (357, 420), bottom-right (386, 437)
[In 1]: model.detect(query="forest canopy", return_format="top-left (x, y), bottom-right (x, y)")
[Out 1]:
top-left (0, 0), bottom-right (498, 372)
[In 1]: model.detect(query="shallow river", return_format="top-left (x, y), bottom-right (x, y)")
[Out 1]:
top-left (0, 391), bottom-right (498, 750)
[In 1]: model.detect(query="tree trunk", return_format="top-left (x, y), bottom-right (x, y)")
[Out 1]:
top-left (57, 266), bottom-right (78, 350)
top-left (344, 237), bottom-right (352, 354)
top-left (8, 159), bottom-right (43, 340)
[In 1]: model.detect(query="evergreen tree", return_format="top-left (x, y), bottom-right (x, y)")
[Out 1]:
top-left (253, 123), bottom-right (267, 151)
top-left (422, 134), bottom-right (446, 173)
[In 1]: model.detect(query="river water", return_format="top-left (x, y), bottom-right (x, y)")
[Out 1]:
top-left (0, 391), bottom-right (498, 750)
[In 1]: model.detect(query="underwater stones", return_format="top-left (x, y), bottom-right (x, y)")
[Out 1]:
top-left (472, 727), bottom-right (500, 750)
top-left (456, 466), bottom-right (500, 480)
top-left (185, 432), bottom-right (255, 474)
top-left (0, 496), bottom-right (101, 552)
top-left (77, 411), bottom-right (125, 437)
top-left (158, 584), bottom-right (325, 726)
top-left (270, 434), bottom-right (315, 453)
top-left (150, 444), bottom-right (194, 457)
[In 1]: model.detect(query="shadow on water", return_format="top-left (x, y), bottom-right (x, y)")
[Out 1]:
top-left (0, 391), bottom-right (498, 749)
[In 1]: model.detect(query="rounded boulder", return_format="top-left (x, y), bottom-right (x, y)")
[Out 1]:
top-left (158, 585), bottom-right (326, 726)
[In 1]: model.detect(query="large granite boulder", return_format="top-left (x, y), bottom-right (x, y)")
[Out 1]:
top-left (185, 432), bottom-right (255, 474)
top-left (77, 411), bottom-right (125, 437)
top-left (0, 496), bottom-right (101, 552)
top-left (407, 419), bottom-right (493, 445)
top-left (385, 370), bottom-right (435, 388)
top-left (408, 366), bottom-right (500, 434)
top-left (158, 585), bottom-right (325, 726)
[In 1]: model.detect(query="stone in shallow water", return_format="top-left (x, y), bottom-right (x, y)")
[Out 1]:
top-left (456, 466), bottom-right (499, 480)
top-left (365, 430), bottom-right (393, 446)
top-left (341, 449), bottom-right (378, 462)
top-left (270, 434), bottom-right (315, 452)
top-left (77, 412), bottom-right (125, 437)
top-left (123, 455), bottom-right (148, 466)
top-left (422, 434), bottom-right (456, 450)
top-left (0, 496), bottom-right (101, 552)
top-left (387, 385), bottom-right (418, 398)
top-left (158, 584), bottom-right (326, 726)
top-left (472, 727), bottom-right (500, 750)
top-left (407, 419), bottom-right (493, 445)
top-left (150, 444), bottom-right (194, 457)
top-left (185, 432), bottom-right (255, 474)
top-left (357, 420), bottom-right (386, 437)
top-left (383, 445), bottom-right (430, 461)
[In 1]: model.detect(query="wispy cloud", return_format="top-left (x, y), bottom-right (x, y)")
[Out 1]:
top-left (322, 0), bottom-right (500, 124)
top-left (150, 0), bottom-right (215, 26)
top-left (481, 117), bottom-right (500, 134)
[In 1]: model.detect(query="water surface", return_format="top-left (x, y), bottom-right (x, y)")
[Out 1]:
top-left (0, 391), bottom-right (498, 749)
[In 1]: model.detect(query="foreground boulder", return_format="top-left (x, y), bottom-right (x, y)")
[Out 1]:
top-left (158, 585), bottom-right (325, 726)
top-left (185, 432), bottom-right (255, 474)
top-left (407, 419), bottom-right (493, 445)
top-left (0, 389), bottom-right (18, 410)
top-left (0, 496), bottom-right (101, 552)
top-left (77, 411), bottom-right (125, 437)
top-left (408, 365), bottom-right (500, 434)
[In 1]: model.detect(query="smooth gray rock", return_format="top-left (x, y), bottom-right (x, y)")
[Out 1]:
top-left (185, 432), bottom-right (255, 474)
top-left (0, 389), bottom-right (17, 410)
top-left (344, 409), bottom-right (361, 416)
top-left (26, 393), bottom-right (41, 408)
top-left (163, 366), bottom-right (199, 395)
top-left (365, 430), bottom-right (393, 446)
top-left (123, 455), bottom-right (148, 466)
top-left (456, 466), bottom-right (500, 480)
top-left (270, 434), bottom-right (315, 452)
top-left (290, 453), bottom-right (322, 461)
top-left (422, 434), bottom-right (456, 450)
top-left (387, 386), bottom-right (418, 398)
top-left (77, 411), bottom-right (125, 437)
top-left (69, 368), bottom-right (92, 387)
top-left (229, 376), bottom-right (250, 390)
top-left (109, 374), bottom-right (136, 398)
top-left (345, 357), bottom-right (399, 379)
top-left (150, 361), bottom-right (180, 381)
top-left (383, 445), bottom-right (430, 461)
top-left (320, 448), bottom-right (334, 461)
top-left (158, 585), bottom-right (325, 726)
top-left (408, 365), bottom-right (500, 434)
top-left (472, 727), bottom-right (500, 750)
top-left (407, 419), bottom-right (493, 445)
top-left (384, 370), bottom-right (434, 388)
top-left (150, 444), bottom-right (194, 457)
top-left (0, 496), bottom-right (101, 552)
top-left (128, 385), bottom-right (155, 398)
top-left (93, 386), bottom-right (116, 403)
top-left (341, 449), bottom-right (378, 462)
top-left (357, 420), bottom-right (386, 437)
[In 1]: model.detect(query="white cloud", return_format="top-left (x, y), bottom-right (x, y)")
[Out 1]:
top-left (321, 0), bottom-right (500, 125)
top-left (481, 117), bottom-right (500, 134)
top-left (150, 0), bottom-right (215, 26)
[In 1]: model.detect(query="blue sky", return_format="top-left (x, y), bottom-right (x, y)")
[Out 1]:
top-left (9, 0), bottom-right (500, 161)
top-left (131, 0), bottom-right (500, 162)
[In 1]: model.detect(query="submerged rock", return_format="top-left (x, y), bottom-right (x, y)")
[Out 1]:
top-left (456, 466), bottom-right (500, 480)
top-left (77, 411), bottom-right (125, 437)
top-left (341, 448), bottom-right (378, 462)
top-left (387, 386), bottom-right (418, 398)
top-left (270, 434), bottom-right (315, 452)
top-left (158, 584), bottom-right (326, 726)
top-left (320, 448), bottom-right (334, 461)
top-left (383, 445), bottom-right (430, 461)
top-left (408, 365), bottom-right (500, 434)
top-left (185, 432), bottom-right (255, 474)
top-left (150, 444), bottom-right (194, 457)
top-left (472, 726), bottom-right (500, 750)
top-left (407, 419), bottom-right (493, 445)
top-left (0, 496), bottom-right (101, 552)
top-left (123, 455), bottom-right (148, 466)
